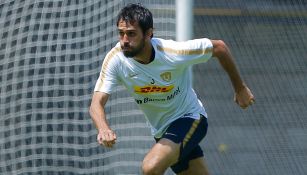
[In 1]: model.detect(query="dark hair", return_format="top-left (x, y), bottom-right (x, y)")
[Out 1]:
top-left (117, 3), bottom-right (153, 38)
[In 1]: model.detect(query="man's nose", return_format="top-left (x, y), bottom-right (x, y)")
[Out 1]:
top-left (122, 34), bottom-right (129, 42)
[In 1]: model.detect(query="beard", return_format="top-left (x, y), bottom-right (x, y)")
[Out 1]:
top-left (121, 38), bottom-right (145, 57)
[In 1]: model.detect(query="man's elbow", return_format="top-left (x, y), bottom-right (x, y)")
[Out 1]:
top-left (89, 104), bottom-right (94, 117)
top-left (211, 40), bottom-right (228, 58)
top-left (89, 100), bottom-right (97, 118)
top-left (89, 92), bottom-right (108, 116)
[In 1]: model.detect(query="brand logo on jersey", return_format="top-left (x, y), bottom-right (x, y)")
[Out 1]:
top-left (128, 73), bottom-right (139, 78)
top-left (135, 87), bottom-right (181, 104)
top-left (134, 85), bottom-right (174, 94)
top-left (160, 72), bottom-right (171, 82)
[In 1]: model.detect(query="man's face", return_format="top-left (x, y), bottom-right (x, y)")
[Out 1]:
top-left (117, 19), bottom-right (145, 57)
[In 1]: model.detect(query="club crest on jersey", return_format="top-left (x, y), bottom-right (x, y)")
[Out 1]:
top-left (160, 72), bottom-right (171, 82)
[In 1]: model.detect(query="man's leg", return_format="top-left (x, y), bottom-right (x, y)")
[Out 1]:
top-left (142, 138), bottom-right (180, 175)
top-left (178, 157), bottom-right (210, 175)
top-left (142, 116), bottom-right (208, 175)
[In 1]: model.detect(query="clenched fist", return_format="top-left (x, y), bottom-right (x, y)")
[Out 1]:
top-left (234, 85), bottom-right (255, 109)
top-left (97, 129), bottom-right (117, 148)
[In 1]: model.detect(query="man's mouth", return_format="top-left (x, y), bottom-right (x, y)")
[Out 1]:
top-left (122, 47), bottom-right (131, 51)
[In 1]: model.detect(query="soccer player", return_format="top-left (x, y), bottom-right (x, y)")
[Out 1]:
top-left (89, 3), bottom-right (254, 175)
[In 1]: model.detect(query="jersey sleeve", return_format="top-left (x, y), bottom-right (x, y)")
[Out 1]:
top-left (94, 47), bottom-right (121, 94)
top-left (156, 38), bottom-right (213, 67)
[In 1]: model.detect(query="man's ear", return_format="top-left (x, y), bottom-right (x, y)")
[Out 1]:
top-left (145, 28), bottom-right (153, 39)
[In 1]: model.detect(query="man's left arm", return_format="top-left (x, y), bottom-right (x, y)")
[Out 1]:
top-left (211, 39), bottom-right (255, 109)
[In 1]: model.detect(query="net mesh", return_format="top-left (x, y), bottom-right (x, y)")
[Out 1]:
top-left (0, 0), bottom-right (175, 174)
top-left (193, 1), bottom-right (307, 175)
top-left (0, 0), bottom-right (306, 175)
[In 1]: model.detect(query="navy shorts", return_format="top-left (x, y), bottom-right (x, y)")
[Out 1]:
top-left (154, 115), bottom-right (208, 174)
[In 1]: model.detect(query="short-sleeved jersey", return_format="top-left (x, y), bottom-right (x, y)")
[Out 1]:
top-left (94, 38), bottom-right (213, 138)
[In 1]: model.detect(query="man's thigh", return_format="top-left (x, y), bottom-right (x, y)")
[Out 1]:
top-left (143, 116), bottom-right (208, 174)
top-left (142, 138), bottom-right (180, 173)
top-left (162, 116), bottom-right (208, 173)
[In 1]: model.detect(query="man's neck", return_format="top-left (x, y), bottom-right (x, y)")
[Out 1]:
top-left (134, 42), bottom-right (154, 64)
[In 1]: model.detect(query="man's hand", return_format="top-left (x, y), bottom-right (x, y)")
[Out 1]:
top-left (234, 85), bottom-right (255, 109)
top-left (97, 129), bottom-right (117, 148)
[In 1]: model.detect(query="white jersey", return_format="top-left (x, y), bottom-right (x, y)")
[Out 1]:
top-left (94, 38), bottom-right (213, 138)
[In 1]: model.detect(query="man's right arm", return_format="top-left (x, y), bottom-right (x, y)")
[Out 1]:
top-left (89, 91), bottom-right (117, 148)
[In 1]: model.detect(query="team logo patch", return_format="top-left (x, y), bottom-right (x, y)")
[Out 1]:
top-left (134, 85), bottom-right (174, 94)
top-left (160, 72), bottom-right (172, 82)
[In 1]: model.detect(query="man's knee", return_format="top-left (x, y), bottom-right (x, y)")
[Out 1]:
top-left (142, 159), bottom-right (165, 175)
